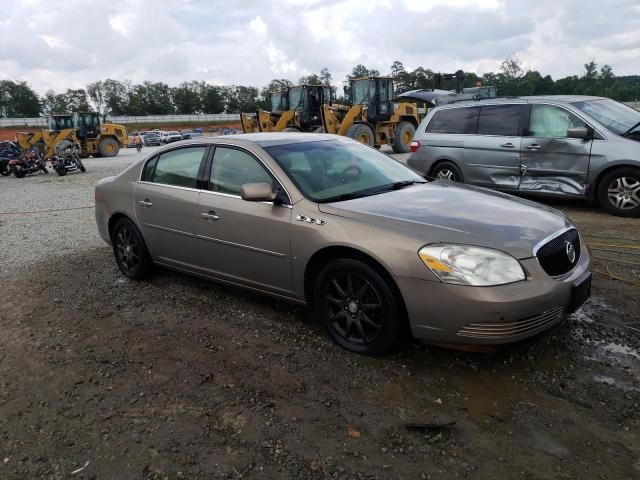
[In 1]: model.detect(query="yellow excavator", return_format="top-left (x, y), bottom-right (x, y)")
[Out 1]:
top-left (321, 76), bottom-right (420, 153)
top-left (241, 85), bottom-right (332, 133)
top-left (16, 112), bottom-right (128, 158)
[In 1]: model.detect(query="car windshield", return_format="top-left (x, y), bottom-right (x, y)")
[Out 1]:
top-left (264, 139), bottom-right (425, 203)
top-left (572, 98), bottom-right (640, 136)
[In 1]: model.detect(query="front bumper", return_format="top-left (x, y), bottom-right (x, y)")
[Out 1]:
top-left (395, 246), bottom-right (591, 345)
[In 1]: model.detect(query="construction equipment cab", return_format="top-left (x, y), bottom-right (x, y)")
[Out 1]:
top-left (73, 112), bottom-right (128, 157)
top-left (321, 77), bottom-right (420, 153)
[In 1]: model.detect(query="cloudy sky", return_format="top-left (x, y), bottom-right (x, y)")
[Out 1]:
top-left (2, 0), bottom-right (639, 94)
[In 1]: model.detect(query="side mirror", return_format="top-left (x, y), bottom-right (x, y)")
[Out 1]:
top-left (240, 182), bottom-right (276, 202)
top-left (567, 126), bottom-right (592, 140)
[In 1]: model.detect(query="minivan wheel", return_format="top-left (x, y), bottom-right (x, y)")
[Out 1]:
top-left (314, 258), bottom-right (404, 355)
top-left (432, 161), bottom-right (462, 182)
top-left (597, 167), bottom-right (640, 217)
top-left (111, 218), bottom-right (153, 279)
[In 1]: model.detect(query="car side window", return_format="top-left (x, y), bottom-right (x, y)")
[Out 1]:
top-left (528, 104), bottom-right (587, 138)
top-left (477, 105), bottom-right (521, 136)
top-left (151, 146), bottom-right (206, 188)
top-left (141, 156), bottom-right (157, 182)
top-left (426, 107), bottom-right (478, 134)
top-left (210, 147), bottom-right (273, 196)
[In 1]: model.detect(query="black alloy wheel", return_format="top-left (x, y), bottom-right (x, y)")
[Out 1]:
top-left (315, 259), bottom-right (404, 355)
top-left (111, 218), bottom-right (152, 279)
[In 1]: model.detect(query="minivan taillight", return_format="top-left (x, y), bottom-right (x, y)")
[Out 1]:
top-left (410, 140), bottom-right (420, 153)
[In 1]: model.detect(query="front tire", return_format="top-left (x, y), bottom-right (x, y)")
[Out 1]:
top-left (345, 124), bottom-right (375, 147)
top-left (392, 121), bottom-right (416, 153)
top-left (98, 138), bottom-right (120, 157)
top-left (431, 161), bottom-right (463, 182)
top-left (598, 167), bottom-right (640, 217)
top-left (12, 165), bottom-right (25, 178)
top-left (314, 258), bottom-right (405, 355)
top-left (111, 218), bottom-right (153, 280)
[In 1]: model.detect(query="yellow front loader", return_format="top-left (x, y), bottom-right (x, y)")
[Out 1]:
top-left (15, 112), bottom-right (128, 158)
top-left (321, 77), bottom-right (420, 153)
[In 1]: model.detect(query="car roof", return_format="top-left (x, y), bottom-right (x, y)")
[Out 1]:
top-left (436, 94), bottom-right (608, 109)
top-left (160, 133), bottom-right (349, 149)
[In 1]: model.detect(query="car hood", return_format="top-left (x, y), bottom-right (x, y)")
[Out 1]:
top-left (318, 182), bottom-right (571, 259)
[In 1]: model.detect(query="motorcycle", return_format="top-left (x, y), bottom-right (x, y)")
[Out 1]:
top-left (8, 148), bottom-right (48, 178)
top-left (50, 143), bottom-right (86, 176)
top-left (0, 141), bottom-right (21, 176)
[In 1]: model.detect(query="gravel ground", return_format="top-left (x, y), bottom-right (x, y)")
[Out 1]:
top-left (1, 145), bottom-right (639, 479)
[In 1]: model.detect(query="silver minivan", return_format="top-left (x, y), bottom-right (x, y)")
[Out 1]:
top-left (407, 95), bottom-right (640, 217)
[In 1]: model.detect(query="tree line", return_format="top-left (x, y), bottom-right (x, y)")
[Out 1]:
top-left (0, 58), bottom-right (638, 118)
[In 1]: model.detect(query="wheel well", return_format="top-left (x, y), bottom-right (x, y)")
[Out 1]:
top-left (428, 159), bottom-right (463, 181)
top-left (589, 164), bottom-right (640, 205)
top-left (304, 246), bottom-right (408, 319)
top-left (108, 212), bottom-right (130, 238)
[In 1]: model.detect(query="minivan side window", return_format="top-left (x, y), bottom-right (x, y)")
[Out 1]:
top-left (527, 104), bottom-right (587, 138)
top-left (477, 105), bottom-right (522, 136)
top-left (151, 146), bottom-right (206, 188)
top-left (426, 107), bottom-right (479, 134)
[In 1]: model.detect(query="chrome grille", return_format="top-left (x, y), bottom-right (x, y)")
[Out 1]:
top-left (536, 228), bottom-right (580, 277)
top-left (457, 306), bottom-right (564, 339)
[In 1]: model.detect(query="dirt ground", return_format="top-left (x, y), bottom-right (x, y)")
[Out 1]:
top-left (0, 151), bottom-right (639, 479)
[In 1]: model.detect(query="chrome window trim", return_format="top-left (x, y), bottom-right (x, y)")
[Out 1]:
top-left (199, 189), bottom-right (293, 208)
top-left (532, 226), bottom-right (577, 256)
top-left (138, 181), bottom-right (200, 193)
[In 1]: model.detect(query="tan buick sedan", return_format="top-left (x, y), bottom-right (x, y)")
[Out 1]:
top-left (95, 133), bottom-right (591, 355)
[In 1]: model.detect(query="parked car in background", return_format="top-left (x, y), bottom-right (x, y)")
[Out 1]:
top-left (181, 129), bottom-right (193, 139)
top-left (159, 132), bottom-right (169, 143)
top-left (408, 95), bottom-right (640, 217)
top-left (144, 132), bottom-right (162, 146)
top-left (165, 131), bottom-right (183, 143)
top-left (95, 133), bottom-right (591, 355)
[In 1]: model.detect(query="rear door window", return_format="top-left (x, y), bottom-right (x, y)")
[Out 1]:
top-left (477, 105), bottom-right (522, 136)
top-left (426, 107), bottom-right (478, 134)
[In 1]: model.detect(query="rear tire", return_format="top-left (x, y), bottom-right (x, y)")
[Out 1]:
top-left (597, 167), bottom-right (640, 217)
top-left (431, 161), bottom-right (463, 182)
top-left (78, 160), bottom-right (86, 173)
top-left (98, 138), bottom-right (119, 157)
top-left (56, 166), bottom-right (67, 176)
top-left (345, 123), bottom-right (375, 147)
top-left (111, 218), bottom-right (153, 280)
top-left (314, 258), bottom-right (405, 355)
top-left (391, 121), bottom-right (416, 153)
top-left (0, 165), bottom-right (11, 177)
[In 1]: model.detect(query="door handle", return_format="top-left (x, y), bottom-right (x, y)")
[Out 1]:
top-left (525, 144), bottom-right (542, 150)
top-left (200, 211), bottom-right (220, 221)
top-left (500, 143), bottom-right (515, 148)
top-left (138, 199), bottom-right (152, 208)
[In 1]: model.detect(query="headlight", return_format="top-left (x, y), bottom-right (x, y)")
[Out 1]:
top-left (418, 245), bottom-right (525, 286)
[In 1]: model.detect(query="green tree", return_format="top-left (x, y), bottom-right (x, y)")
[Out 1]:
top-left (0, 80), bottom-right (41, 117)
top-left (64, 89), bottom-right (91, 112)
top-left (102, 79), bottom-right (129, 116)
top-left (200, 83), bottom-right (225, 113)
top-left (319, 67), bottom-right (333, 86)
top-left (41, 89), bottom-right (67, 114)
top-left (87, 81), bottom-right (106, 115)
top-left (298, 74), bottom-right (321, 85)
top-left (173, 81), bottom-right (202, 114)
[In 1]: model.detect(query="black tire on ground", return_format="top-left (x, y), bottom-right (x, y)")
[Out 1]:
top-left (1, 164), bottom-right (12, 176)
top-left (597, 167), bottom-right (640, 217)
top-left (56, 166), bottom-right (67, 176)
top-left (12, 165), bottom-right (25, 178)
top-left (283, 127), bottom-right (300, 132)
top-left (40, 164), bottom-right (48, 174)
top-left (431, 161), bottom-right (463, 182)
top-left (111, 218), bottom-right (153, 280)
top-left (78, 160), bottom-right (86, 173)
top-left (391, 121), bottom-right (416, 153)
top-left (314, 258), bottom-right (406, 355)
top-left (313, 127), bottom-right (325, 133)
top-left (98, 138), bottom-right (120, 157)
top-left (345, 123), bottom-right (375, 147)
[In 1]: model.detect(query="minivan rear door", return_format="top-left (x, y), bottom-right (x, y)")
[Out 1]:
top-left (519, 104), bottom-right (592, 196)
top-left (463, 104), bottom-right (524, 190)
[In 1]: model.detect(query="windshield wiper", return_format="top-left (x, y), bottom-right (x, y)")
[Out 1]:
top-left (388, 180), bottom-right (427, 190)
top-left (623, 121), bottom-right (640, 137)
